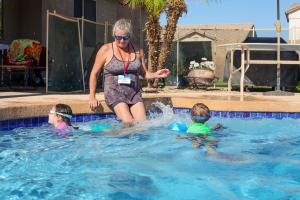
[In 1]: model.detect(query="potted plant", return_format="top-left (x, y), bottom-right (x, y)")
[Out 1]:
top-left (187, 58), bottom-right (215, 85)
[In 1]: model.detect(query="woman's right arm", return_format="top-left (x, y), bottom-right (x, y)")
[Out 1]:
top-left (89, 44), bottom-right (109, 110)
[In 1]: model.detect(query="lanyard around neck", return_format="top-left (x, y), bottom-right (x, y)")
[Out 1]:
top-left (116, 44), bottom-right (131, 75)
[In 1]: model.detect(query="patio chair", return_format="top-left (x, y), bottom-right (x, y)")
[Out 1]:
top-left (1, 39), bottom-right (45, 87)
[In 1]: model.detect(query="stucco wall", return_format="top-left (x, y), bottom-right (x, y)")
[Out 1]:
top-left (175, 28), bottom-right (252, 80)
top-left (3, 0), bottom-right (145, 46)
top-left (96, 0), bottom-right (146, 47)
top-left (96, 0), bottom-right (117, 24)
top-left (214, 30), bottom-right (252, 79)
top-left (41, 0), bottom-right (74, 45)
top-left (3, 0), bottom-right (20, 43)
top-left (288, 11), bottom-right (300, 43)
top-left (3, 0), bottom-right (74, 45)
top-left (19, 0), bottom-right (42, 42)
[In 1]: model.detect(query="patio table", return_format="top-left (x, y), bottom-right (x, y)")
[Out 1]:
top-left (219, 43), bottom-right (300, 101)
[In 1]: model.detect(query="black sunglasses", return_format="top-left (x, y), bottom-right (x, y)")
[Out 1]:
top-left (114, 35), bottom-right (130, 41)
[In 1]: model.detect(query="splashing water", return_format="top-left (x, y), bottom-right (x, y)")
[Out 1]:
top-left (150, 101), bottom-right (174, 119)
top-left (144, 101), bottom-right (190, 129)
top-left (1, 110), bottom-right (300, 199)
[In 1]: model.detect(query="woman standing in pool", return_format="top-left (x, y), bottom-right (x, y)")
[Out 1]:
top-left (89, 19), bottom-right (169, 124)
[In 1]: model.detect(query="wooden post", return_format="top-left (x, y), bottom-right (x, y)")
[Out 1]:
top-left (46, 10), bottom-right (49, 94)
top-left (176, 31), bottom-right (179, 87)
top-left (240, 47), bottom-right (245, 101)
top-left (228, 49), bottom-right (233, 96)
top-left (77, 19), bottom-right (85, 93)
top-left (276, 0), bottom-right (281, 91)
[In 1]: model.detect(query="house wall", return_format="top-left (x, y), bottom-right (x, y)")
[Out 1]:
top-left (96, 0), bottom-right (117, 24)
top-left (41, 0), bottom-right (74, 45)
top-left (288, 11), bottom-right (300, 43)
top-left (3, 0), bottom-right (74, 45)
top-left (19, 0), bottom-right (42, 42)
top-left (96, 0), bottom-right (146, 47)
top-left (214, 29), bottom-right (252, 79)
top-left (175, 28), bottom-right (251, 80)
top-left (3, 0), bottom-right (146, 46)
top-left (3, 0), bottom-right (20, 43)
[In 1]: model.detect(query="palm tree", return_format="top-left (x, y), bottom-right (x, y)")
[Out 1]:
top-left (126, 0), bottom-right (187, 87)
top-left (127, 0), bottom-right (165, 87)
top-left (158, 0), bottom-right (186, 72)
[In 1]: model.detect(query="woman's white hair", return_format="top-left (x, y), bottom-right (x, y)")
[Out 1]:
top-left (112, 19), bottom-right (133, 37)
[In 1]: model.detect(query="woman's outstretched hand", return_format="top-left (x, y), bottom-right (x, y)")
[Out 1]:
top-left (155, 69), bottom-right (170, 78)
top-left (89, 96), bottom-right (100, 110)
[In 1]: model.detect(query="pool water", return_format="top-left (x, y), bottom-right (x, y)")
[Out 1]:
top-left (1, 108), bottom-right (300, 199)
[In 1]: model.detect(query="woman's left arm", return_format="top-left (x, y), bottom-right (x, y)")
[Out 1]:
top-left (139, 48), bottom-right (170, 79)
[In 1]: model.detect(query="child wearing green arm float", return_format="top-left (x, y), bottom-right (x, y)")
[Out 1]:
top-left (177, 103), bottom-right (221, 154)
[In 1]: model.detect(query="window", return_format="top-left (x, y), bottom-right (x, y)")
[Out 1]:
top-left (74, 0), bottom-right (96, 21)
top-left (0, 0), bottom-right (3, 40)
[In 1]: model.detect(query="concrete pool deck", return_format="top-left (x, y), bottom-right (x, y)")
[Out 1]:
top-left (1, 87), bottom-right (300, 121)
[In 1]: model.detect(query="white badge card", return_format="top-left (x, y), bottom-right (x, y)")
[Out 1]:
top-left (118, 75), bottom-right (131, 84)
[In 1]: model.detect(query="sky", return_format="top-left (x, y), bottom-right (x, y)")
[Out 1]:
top-left (161, 0), bottom-right (297, 29)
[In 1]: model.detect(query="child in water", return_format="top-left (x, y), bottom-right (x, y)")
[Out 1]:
top-left (177, 103), bottom-right (221, 155)
top-left (48, 104), bottom-right (78, 136)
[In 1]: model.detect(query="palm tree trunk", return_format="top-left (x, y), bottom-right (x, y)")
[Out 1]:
top-left (158, 0), bottom-right (186, 71)
top-left (145, 15), bottom-right (161, 87)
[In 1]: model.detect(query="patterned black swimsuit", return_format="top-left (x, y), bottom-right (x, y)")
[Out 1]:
top-left (103, 43), bottom-right (143, 108)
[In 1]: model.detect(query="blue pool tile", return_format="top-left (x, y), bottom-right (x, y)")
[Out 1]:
top-left (212, 111), bottom-right (221, 117)
top-left (8, 119), bottom-right (20, 129)
top-left (0, 120), bottom-right (9, 128)
top-left (0, 127), bottom-right (10, 131)
top-left (38, 117), bottom-right (48, 126)
top-left (221, 112), bottom-right (228, 118)
top-left (31, 117), bottom-right (39, 125)
top-left (90, 114), bottom-right (109, 120)
top-left (100, 114), bottom-right (107, 119)
top-left (91, 114), bottom-right (98, 120)
top-left (106, 113), bottom-right (116, 119)
top-left (8, 124), bottom-right (18, 130)
top-left (257, 112), bottom-right (266, 118)
top-left (71, 116), bottom-right (77, 123)
top-left (250, 112), bottom-right (258, 119)
top-left (18, 119), bottom-right (25, 127)
top-left (228, 112), bottom-right (236, 118)
top-left (183, 108), bottom-right (191, 113)
top-left (272, 112), bottom-right (282, 119)
top-left (266, 112), bottom-right (272, 118)
top-left (96, 114), bottom-right (105, 120)
top-left (280, 112), bottom-right (288, 118)
top-left (88, 114), bottom-right (94, 120)
top-left (288, 112), bottom-right (297, 118)
top-left (75, 115), bottom-right (84, 122)
top-left (173, 108), bottom-right (181, 114)
top-left (235, 112), bottom-right (242, 118)
top-left (174, 108), bottom-right (190, 114)
top-left (83, 115), bottom-right (91, 122)
top-left (2, 109), bottom-right (300, 130)
top-left (242, 112), bottom-right (250, 118)
top-left (172, 108), bottom-right (179, 114)
top-left (24, 118), bottom-right (32, 127)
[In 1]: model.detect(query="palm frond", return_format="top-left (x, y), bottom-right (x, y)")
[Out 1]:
top-left (127, 0), bottom-right (141, 9)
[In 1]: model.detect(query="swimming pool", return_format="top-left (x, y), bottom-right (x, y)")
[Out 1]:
top-left (1, 105), bottom-right (300, 199)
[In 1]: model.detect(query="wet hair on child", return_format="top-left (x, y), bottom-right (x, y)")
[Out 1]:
top-left (191, 103), bottom-right (210, 123)
top-left (54, 104), bottom-right (78, 129)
